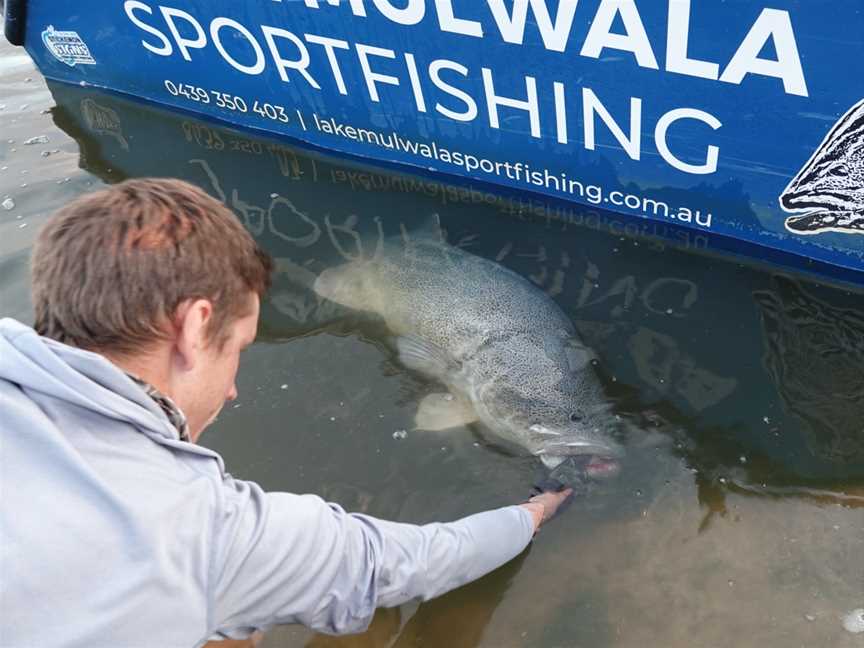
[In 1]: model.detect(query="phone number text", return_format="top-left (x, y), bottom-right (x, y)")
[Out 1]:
top-left (164, 80), bottom-right (289, 124)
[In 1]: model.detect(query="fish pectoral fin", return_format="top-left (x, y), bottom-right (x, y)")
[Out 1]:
top-left (396, 335), bottom-right (459, 380)
top-left (540, 454), bottom-right (566, 470)
top-left (564, 342), bottom-right (596, 372)
top-left (415, 393), bottom-right (478, 431)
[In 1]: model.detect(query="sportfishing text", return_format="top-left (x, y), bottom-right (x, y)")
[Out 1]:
top-left (126, 0), bottom-right (809, 177)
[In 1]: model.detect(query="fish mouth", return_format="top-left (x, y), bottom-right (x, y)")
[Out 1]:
top-left (539, 441), bottom-right (624, 481)
top-left (779, 190), bottom-right (809, 213)
top-left (784, 210), bottom-right (864, 234)
top-left (543, 454), bottom-right (622, 485)
top-left (582, 456), bottom-right (622, 479)
top-left (540, 439), bottom-right (625, 460)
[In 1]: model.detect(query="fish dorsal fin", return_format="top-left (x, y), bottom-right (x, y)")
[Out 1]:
top-left (398, 214), bottom-right (448, 254)
top-left (396, 335), bottom-right (459, 380)
top-left (403, 213), bottom-right (445, 240)
top-left (415, 393), bottom-right (478, 431)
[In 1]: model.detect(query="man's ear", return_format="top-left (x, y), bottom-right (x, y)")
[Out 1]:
top-left (174, 299), bottom-right (213, 371)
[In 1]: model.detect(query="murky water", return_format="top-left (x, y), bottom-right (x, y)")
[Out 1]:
top-left (2, 39), bottom-right (863, 647)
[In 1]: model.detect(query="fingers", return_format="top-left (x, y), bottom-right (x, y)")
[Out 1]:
top-left (529, 488), bottom-right (573, 524)
top-left (530, 477), bottom-right (566, 497)
top-left (531, 487), bottom-right (572, 506)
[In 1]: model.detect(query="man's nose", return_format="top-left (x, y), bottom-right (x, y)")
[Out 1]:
top-left (227, 384), bottom-right (238, 401)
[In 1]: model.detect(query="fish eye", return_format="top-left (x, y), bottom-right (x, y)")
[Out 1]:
top-left (569, 411), bottom-right (583, 422)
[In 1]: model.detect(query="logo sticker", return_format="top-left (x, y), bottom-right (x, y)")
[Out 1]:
top-left (780, 98), bottom-right (864, 235)
top-left (42, 26), bottom-right (96, 67)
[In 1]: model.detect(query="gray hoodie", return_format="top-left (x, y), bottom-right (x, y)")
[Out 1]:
top-left (0, 318), bottom-right (533, 647)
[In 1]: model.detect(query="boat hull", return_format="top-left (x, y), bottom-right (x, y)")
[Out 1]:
top-left (7, 0), bottom-right (864, 274)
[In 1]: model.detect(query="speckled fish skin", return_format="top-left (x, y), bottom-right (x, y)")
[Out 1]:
top-left (314, 236), bottom-right (622, 466)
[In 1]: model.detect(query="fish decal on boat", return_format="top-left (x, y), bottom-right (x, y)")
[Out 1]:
top-left (780, 98), bottom-right (864, 235)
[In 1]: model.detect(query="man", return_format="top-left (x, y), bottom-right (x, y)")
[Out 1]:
top-left (0, 178), bottom-right (570, 647)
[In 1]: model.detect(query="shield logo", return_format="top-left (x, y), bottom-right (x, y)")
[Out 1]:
top-left (42, 26), bottom-right (96, 67)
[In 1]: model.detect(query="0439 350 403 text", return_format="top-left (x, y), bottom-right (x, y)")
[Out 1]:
top-left (163, 80), bottom-right (292, 124)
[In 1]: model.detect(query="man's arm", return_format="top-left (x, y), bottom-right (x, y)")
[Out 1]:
top-left (207, 477), bottom-right (561, 637)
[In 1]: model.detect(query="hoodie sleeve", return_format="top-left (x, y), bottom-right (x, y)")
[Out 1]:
top-left (209, 477), bottom-right (534, 636)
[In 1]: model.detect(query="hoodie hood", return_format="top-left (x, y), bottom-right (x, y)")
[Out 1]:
top-left (0, 318), bottom-right (182, 443)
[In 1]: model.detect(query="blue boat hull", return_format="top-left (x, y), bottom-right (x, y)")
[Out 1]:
top-left (7, 0), bottom-right (864, 274)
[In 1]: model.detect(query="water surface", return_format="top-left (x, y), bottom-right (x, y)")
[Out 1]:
top-left (1, 38), bottom-right (862, 647)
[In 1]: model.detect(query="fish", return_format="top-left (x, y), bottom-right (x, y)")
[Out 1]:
top-left (313, 231), bottom-right (623, 482)
top-left (780, 98), bottom-right (864, 235)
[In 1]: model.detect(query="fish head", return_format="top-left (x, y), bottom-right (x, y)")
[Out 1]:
top-left (780, 99), bottom-right (864, 220)
top-left (313, 261), bottom-right (380, 312)
top-left (478, 379), bottom-right (624, 471)
top-left (471, 334), bottom-right (624, 481)
top-left (528, 413), bottom-right (625, 466)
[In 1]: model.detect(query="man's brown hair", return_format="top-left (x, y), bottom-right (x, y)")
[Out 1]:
top-left (32, 178), bottom-right (273, 353)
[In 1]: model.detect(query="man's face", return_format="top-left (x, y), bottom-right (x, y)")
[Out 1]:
top-left (187, 294), bottom-right (260, 441)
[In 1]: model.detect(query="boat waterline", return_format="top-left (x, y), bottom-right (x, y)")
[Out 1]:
top-left (5, 0), bottom-right (864, 277)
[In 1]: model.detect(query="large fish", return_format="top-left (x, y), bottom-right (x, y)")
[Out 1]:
top-left (313, 233), bottom-right (623, 481)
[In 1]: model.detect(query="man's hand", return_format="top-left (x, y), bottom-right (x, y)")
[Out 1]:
top-left (520, 488), bottom-right (573, 534)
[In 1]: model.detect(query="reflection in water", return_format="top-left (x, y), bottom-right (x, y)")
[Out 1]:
top-left (627, 327), bottom-right (737, 412)
top-left (498, 466), bottom-right (863, 648)
top-left (81, 98), bottom-right (129, 150)
top-left (305, 609), bottom-right (402, 648)
top-left (36, 80), bottom-right (864, 646)
top-left (304, 552), bottom-right (527, 648)
top-left (755, 277), bottom-right (864, 465)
